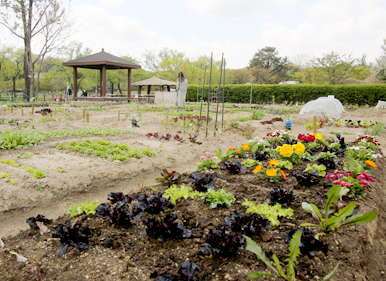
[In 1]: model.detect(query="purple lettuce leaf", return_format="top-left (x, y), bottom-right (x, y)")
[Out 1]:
top-left (52, 221), bottom-right (89, 256)
top-left (224, 210), bottom-right (271, 237)
top-left (26, 214), bottom-right (52, 229)
top-left (268, 187), bottom-right (296, 206)
top-left (189, 173), bottom-right (215, 191)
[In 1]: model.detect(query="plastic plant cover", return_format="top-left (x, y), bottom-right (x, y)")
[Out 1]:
top-left (299, 97), bottom-right (344, 120)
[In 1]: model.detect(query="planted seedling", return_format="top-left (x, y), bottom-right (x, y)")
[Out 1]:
top-left (189, 173), bottom-right (215, 191)
top-left (268, 187), bottom-right (296, 206)
top-left (301, 184), bottom-right (377, 232)
top-left (225, 210), bottom-right (271, 237)
top-left (36, 184), bottom-right (45, 192)
top-left (52, 221), bottom-right (89, 256)
top-left (221, 160), bottom-right (247, 174)
top-left (155, 169), bottom-right (181, 186)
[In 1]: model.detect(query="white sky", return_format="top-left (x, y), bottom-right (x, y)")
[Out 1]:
top-left (0, 0), bottom-right (385, 69)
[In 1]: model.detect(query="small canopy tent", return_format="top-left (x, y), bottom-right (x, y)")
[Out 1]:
top-left (299, 96), bottom-right (345, 120)
top-left (132, 76), bottom-right (177, 96)
top-left (63, 49), bottom-right (141, 102)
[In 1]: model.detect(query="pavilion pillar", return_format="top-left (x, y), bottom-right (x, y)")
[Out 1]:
top-left (101, 65), bottom-right (107, 97)
top-left (138, 85), bottom-right (142, 95)
top-left (128, 69), bottom-right (132, 103)
top-left (147, 85), bottom-right (151, 95)
top-left (99, 69), bottom-right (103, 97)
top-left (73, 67), bottom-right (78, 100)
top-left (167, 86), bottom-right (170, 92)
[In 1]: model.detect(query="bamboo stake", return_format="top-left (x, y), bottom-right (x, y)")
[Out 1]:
top-left (117, 110), bottom-right (120, 121)
top-left (50, 112), bottom-right (52, 117)
top-left (214, 53), bottom-right (224, 137)
top-left (11, 105), bottom-right (13, 113)
top-left (221, 59), bottom-right (226, 131)
top-left (54, 108), bottom-right (56, 116)
top-left (21, 108), bottom-right (24, 116)
top-left (83, 109), bottom-right (86, 118)
top-left (227, 112), bottom-right (230, 124)
top-left (166, 110), bottom-right (169, 122)
top-left (86, 113), bottom-right (89, 123)
top-left (197, 65), bottom-right (207, 135)
top-left (206, 52), bottom-right (213, 138)
top-left (313, 116), bottom-right (317, 134)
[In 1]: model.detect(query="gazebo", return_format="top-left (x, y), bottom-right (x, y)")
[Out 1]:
top-left (132, 76), bottom-right (177, 96)
top-left (63, 49), bottom-right (141, 102)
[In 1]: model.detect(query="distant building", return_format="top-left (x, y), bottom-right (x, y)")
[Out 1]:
top-left (279, 81), bottom-right (298, 84)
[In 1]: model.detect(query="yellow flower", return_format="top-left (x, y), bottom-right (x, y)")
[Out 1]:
top-left (315, 133), bottom-right (323, 140)
top-left (275, 146), bottom-right (282, 151)
top-left (266, 168), bottom-right (277, 177)
top-left (280, 144), bottom-right (294, 157)
top-left (242, 144), bottom-right (250, 151)
top-left (268, 159), bottom-right (279, 167)
top-left (293, 142), bottom-right (306, 154)
top-left (365, 160), bottom-right (377, 168)
top-left (254, 165), bottom-right (263, 174)
top-left (309, 132), bottom-right (314, 135)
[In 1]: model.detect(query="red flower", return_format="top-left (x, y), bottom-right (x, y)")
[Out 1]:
top-left (306, 135), bottom-right (315, 142)
top-left (298, 134), bottom-right (307, 142)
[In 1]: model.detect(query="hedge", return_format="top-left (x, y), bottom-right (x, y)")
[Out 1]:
top-left (186, 84), bottom-right (386, 106)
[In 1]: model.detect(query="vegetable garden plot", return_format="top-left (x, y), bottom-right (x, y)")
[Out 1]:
top-left (1, 131), bottom-right (385, 281)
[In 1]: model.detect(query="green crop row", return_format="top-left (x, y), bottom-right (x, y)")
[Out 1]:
top-left (186, 84), bottom-right (386, 106)
top-left (57, 138), bottom-right (156, 162)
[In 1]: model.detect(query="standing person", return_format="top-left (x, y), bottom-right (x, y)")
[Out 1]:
top-left (78, 88), bottom-right (82, 97)
top-left (176, 71), bottom-right (188, 107)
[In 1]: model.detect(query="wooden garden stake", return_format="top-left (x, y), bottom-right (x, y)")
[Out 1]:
top-left (313, 116), bottom-right (317, 134)
top-left (83, 109), bottom-right (86, 118)
top-left (166, 110), bottom-right (169, 121)
top-left (86, 113), bottom-right (89, 123)
top-left (227, 112), bottom-right (230, 124)
top-left (117, 110), bottom-right (120, 121)
top-left (0, 109), bottom-right (2, 115)
top-left (54, 108), bottom-right (56, 116)
top-left (50, 112), bottom-right (52, 117)
top-left (10, 105), bottom-right (13, 113)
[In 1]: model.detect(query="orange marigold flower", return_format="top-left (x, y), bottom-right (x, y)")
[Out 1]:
top-left (254, 165), bottom-right (263, 174)
top-left (280, 170), bottom-right (286, 180)
top-left (227, 147), bottom-right (235, 151)
top-left (236, 150), bottom-right (242, 155)
top-left (266, 168), bottom-right (277, 177)
top-left (268, 159), bottom-right (279, 166)
top-left (242, 144), bottom-right (250, 151)
top-left (365, 160), bottom-right (377, 168)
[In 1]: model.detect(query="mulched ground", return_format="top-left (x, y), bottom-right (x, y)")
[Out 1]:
top-left (1, 143), bottom-right (386, 281)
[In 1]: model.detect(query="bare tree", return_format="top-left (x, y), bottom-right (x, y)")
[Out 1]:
top-left (291, 54), bottom-right (311, 70)
top-left (0, 0), bottom-right (73, 99)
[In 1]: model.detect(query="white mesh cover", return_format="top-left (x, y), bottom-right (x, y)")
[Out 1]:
top-left (375, 100), bottom-right (386, 109)
top-left (299, 97), bottom-right (345, 120)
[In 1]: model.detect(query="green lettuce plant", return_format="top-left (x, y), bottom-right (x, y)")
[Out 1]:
top-left (198, 189), bottom-right (235, 209)
top-left (241, 159), bottom-right (261, 168)
top-left (301, 185), bottom-right (377, 232)
top-left (243, 200), bottom-right (293, 226)
top-left (304, 164), bottom-right (326, 177)
top-left (162, 184), bottom-right (199, 206)
top-left (69, 200), bottom-right (100, 217)
top-left (197, 158), bottom-right (220, 171)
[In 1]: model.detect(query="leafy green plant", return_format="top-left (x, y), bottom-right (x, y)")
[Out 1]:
top-left (1, 173), bottom-right (11, 179)
top-left (69, 200), bottom-right (100, 217)
top-left (199, 188), bottom-right (235, 209)
top-left (22, 166), bottom-right (46, 179)
top-left (241, 159), bottom-right (261, 168)
top-left (10, 179), bottom-right (17, 185)
top-left (36, 184), bottom-right (45, 192)
top-left (301, 185), bottom-right (377, 232)
top-left (162, 184), bottom-right (200, 206)
top-left (15, 152), bottom-right (34, 159)
top-left (0, 158), bottom-right (19, 167)
top-left (277, 160), bottom-right (293, 170)
top-left (364, 121), bottom-right (384, 136)
top-left (305, 122), bottom-right (320, 130)
top-left (244, 232), bottom-right (339, 280)
top-left (304, 164), bottom-right (326, 177)
top-left (251, 109), bottom-right (265, 120)
top-left (243, 200), bottom-right (294, 226)
top-left (230, 121), bottom-right (239, 128)
top-left (214, 148), bottom-right (233, 162)
top-left (197, 158), bottom-right (220, 171)
top-left (38, 117), bottom-right (56, 122)
top-left (58, 168), bottom-right (66, 173)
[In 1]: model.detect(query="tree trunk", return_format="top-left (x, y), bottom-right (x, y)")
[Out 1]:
top-left (12, 77), bottom-right (16, 92)
top-left (118, 83), bottom-right (123, 95)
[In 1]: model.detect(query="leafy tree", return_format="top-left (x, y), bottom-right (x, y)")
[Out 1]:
top-left (311, 51), bottom-right (357, 85)
top-left (0, 45), bottom-right (24, 91)
top-left (0, 0), bottom-right (73, 99)
top-left (375, 38), bottom-right (386, 83)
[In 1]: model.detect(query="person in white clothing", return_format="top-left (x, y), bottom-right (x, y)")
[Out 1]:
top-left (176, 71), bottom-right (188, 107)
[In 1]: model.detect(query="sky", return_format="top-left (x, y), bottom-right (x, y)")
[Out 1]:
top-left (0, 0), bottom-right (385, 70)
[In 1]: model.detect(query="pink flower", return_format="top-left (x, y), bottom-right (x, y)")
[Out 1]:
top-left (345, 171), bottom-right (353, 176)
top-left (333, 180), bottom-right (341, 185)
top-left (334, 170), bottom-right (340, 174)
top-left (368, 177), bottom-right (376, 182)
top-left (365, 188), bottom-right (368, 193)
top-left (338, 173), bottom-right (344, 179)
top-left (357, 175), bottom-right (365, 180)
top-left (361, 172), bottom-right (369, 178)
top-left (341, 182), bottom-right (351, 188)
top-left (361, 180), bottom-right (369, 186)
top-left (326, 174), bottom-right (336, 179)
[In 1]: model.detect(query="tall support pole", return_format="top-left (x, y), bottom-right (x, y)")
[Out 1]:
top-left (197, 65), bottom-right (207, 135)
top-left (250, 76), bottom-right (253, 109)
top-left (99, 68), bottom-right (103, 98)
top-left (221, 59), bottom-right (226, 131)
top-left (206, 53), bottom-right (213, 138)
top-left (73, 67), bottom-right (78, 100)
top-left (214, 53), bottom-right (224, 137)
top-left (101, 65), bottom-right (107, 97)
top-left (128, 69), bottom-right (132, 103)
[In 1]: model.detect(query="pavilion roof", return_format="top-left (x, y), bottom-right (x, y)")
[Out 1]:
top-left (132, 76), bottom-right (177, 86)
top-left (63, 49), bottom-right (141, 70)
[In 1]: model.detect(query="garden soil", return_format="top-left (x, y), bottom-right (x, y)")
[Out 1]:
top-left (0, 103), bottom-right (386, 280)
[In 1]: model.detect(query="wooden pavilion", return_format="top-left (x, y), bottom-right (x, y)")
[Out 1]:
top-left (132, 76), bottom-right (177, 96)
top-left (63, 49), bottom-right (141, 102)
